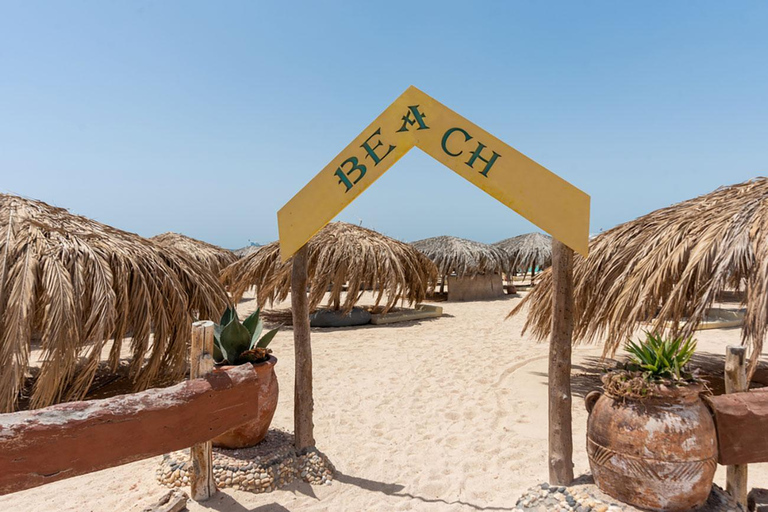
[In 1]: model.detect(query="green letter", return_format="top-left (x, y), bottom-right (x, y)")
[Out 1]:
top-left (441, 127), bottom-right (471, 157)
top-left (466, 142), bottom-right (500, 177)
top-left (360, 128), bottom-right (395, 166)
top-left (334, 156), bottom-right (367, 193)
top-left (335, 168), bottom-right (354, 192)
top-left (396, 105), bottom-right (430, 132)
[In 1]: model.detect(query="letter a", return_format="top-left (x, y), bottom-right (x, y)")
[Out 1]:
top-left (396, 105), bottom-right (430, 132)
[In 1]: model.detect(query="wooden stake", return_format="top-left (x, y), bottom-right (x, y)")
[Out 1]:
top-left (549, 239), bottom-right (574, 485)
top-left (725, 345), bottom-right (748, 506)
top-left (189, 320), bottom-right (216, 501)
top-left (291, 244), bottom-right (315, 450)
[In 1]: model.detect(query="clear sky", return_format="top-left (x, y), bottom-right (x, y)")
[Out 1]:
top-left (2, 1), bottom-right (766, 249)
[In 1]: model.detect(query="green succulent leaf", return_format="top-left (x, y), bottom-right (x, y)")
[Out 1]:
top-left (243, 309), bottom-right (264, 348)
top-left (625, 331), bottom-right (696, 381)
top-left (213, 337), bottom-right (226, 363)
top-left (219, 318), bottom-right (252, 363)
top-left (256, 327), bottom-right (280, 349)
top-left (219, 306), bottom-right (238, 327)
top-left (212, 307), bottom-right (280, 364)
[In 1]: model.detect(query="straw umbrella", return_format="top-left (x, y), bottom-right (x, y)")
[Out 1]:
top-left (511, 178), bottom-right (768, 373)
top-left (494, 232), bottom-right (553, 283)
top-left (151, 232), bottom-right (237, 275)
top-left (411, 236), bottom-right (506, 301)
top-left (221, 222), bottom-right (437, 314)
top-left (233, 244), bottom-right (262, 258)
top-left (0, 194), bottom-right (229, 412)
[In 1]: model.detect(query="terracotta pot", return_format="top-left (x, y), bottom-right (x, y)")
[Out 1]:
top-left (585, 383), bottom-right (717, 511)
top-left (211, 356), bottom-right (278, 449)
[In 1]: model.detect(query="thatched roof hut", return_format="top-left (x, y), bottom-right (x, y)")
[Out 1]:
top-left (511, 178), bottom-right (768, 372)
top-left (233, 244), bottom-right (262, 258)
top-left (494, 232), bottom-right (552, 279)
top-left (411, 236), bottom-right (506, 301)
top-left (221, 222), bottom-right (437, 313)
top-left (0, 194), bottom-right (229, 412)
top-left (151, 232), bottom-right (237, 275)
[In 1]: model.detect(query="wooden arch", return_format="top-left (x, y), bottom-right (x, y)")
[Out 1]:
top-left (279, 86), bottom-right (589, 485)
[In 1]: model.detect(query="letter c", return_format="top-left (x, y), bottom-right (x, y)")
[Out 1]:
top-left (441, 127), bottom-right (472, 157)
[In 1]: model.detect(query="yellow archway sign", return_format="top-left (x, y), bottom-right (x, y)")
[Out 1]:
top-left (278, 86), bottom-right (590, 260)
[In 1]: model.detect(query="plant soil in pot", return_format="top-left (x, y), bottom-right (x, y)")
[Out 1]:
top-left (209, 307), bottom-right (281, 449)
top-left (585, 333), bottom-right (717, 512)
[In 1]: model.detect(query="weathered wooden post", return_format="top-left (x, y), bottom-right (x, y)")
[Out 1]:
top-left (291, 244), bottom-right (315, 450)
top-left (190, 320), bottom-right (216, 501)
top-left (549, 239), bottom-right (575, 485)
top-left (725, 345), bottom-right (748, 506)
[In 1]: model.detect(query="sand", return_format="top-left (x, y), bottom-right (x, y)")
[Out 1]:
top-left (1, 292), bottom-right (765, 512)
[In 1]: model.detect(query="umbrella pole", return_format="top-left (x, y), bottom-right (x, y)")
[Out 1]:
top-left (291, 244), bottom-right (315, 450)
top-left (549, 239), bottom-right (574, 485)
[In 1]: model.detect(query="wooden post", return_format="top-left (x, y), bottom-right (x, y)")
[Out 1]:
top-left (725, 345), bottom-right (748, 506)
top-left (549, 239), bottom-right (574, 485)
top-left (189, 320), bottom-right (216, 501)
top-left (291, 244), bottom-right (315, 450)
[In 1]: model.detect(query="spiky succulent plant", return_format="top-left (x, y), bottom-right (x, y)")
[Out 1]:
top-left (625, 331), bottom-right (697, 381)
top-left (213, 307), bottom-right (279, 365)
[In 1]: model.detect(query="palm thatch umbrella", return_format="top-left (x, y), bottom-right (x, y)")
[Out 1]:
top-left (511, 178), bottom-right (768, 373)
top-left (221, 222), bottom-right (438, 314)
top-left (0, 194), bottom-right (229, 412)
top-left (151, 232), bottom-right (237, 275)
top-left (494, 232), bottom-right (553, 282)
top-left (411, 236), bottom-right (506, 301)
top-left (233, 244), bottom-right (262, 258)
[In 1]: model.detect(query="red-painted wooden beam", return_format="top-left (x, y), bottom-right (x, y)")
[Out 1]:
top-left (0, 364), bottom-right (259, 495)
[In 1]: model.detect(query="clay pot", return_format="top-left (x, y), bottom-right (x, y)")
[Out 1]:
top-left (212, 356), bottom-right (278, 449)
top-left (585, 382), bottom-right (717, 511)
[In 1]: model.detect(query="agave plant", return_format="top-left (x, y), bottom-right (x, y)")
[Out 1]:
top-left (213, 307), bottom-right (279, 365)
top-left (625, 331), bottom-right (697, 381)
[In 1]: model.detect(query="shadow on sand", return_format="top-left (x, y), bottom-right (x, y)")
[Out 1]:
top-left (334, 471), bottom-right (517, 511)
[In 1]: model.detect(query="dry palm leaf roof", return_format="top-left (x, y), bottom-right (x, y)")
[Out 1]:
top-left (0, 194), bottom-right (229, 412)
top-left (410, 236), bottom-right (505, 277)
top-left (510, 178), bottom-right (768, 373)
top-left (494, 232), bottom-right (553, 276)
top-left (221, 222), bottom-right (438, 314)
top-left (233, 244), bottom-right (262, 258)
top-left (151, 232), bottom-right (237, 275)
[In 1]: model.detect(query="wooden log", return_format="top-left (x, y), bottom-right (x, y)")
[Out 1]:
top-left (725, 345), bottom-right (748, 506)
top-left (0, 365), bottom-right (260, 495)
top-left (291, 244), bottom-right (315, 450)
top-left (189, 320), bottom-right (216, 501)
top-left (142, 489), bottom-right (189, 512)
top-left (548, 239), bottom-right (574, 485)
top-left (704, 389), bottom-right (768, 465)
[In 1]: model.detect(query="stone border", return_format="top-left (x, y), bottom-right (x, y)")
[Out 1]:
top-left (156, 430), bottom-right (334, 494)
top-left (515, 481), bottom-right (744, 511)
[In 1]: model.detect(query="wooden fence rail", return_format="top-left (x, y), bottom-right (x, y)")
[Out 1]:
top-left (0, 364), bottom-right (259, 496)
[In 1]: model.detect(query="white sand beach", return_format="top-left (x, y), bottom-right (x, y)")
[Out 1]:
top-left (1, 292), bottom-right (764, 512)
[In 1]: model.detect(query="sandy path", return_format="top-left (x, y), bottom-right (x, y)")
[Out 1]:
top-left (1, 292), bottom-right (766, 511)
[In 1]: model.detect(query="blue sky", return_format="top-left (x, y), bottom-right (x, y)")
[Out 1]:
top-left (1, 1), bottom-right (766, 249)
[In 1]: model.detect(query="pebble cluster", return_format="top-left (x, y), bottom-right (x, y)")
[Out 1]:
top-left (156, 429), bottom-right (334, 494)
top-left (515, 482), bottom-right (744, 512)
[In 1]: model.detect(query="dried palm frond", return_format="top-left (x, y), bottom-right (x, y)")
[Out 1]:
top-left (494, 232), bottom-right (552, 277)
top-left (151, 232), bottom-right (237, 276)
top-left (0, 194), bottom-right (230, 412)
top-left (233, 244), bottom-right (262, 258)
top-left (221, 222), bottom-right (437, 314)
top-left (510, 178), bottom-right (768, 374)
top-left (410, 236), bottom-right (505, 277)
